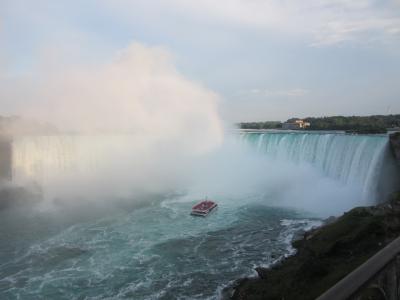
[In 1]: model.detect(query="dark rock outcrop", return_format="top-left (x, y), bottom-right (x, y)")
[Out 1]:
top-left (231, 193), bottom-right (400, 300)
top-left (389, 132), bottom-right (400, 166)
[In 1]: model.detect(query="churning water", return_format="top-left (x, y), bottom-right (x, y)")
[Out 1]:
top-left (241, 131), bottom-right (389, 202)
top-left (0, 131), bottom-right (391, 299)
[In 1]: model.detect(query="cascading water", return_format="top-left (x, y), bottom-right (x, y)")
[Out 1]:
top-left (10, 134), bottom-right (193, 201)
top-left (12, 135), bottom-right (130, 185)
top-left (240, 131), bottom-right (389, 203)
top-left (0, 131), bottom-right (395, 299)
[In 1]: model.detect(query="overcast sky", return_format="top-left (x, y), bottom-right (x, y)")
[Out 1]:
top-left (1, 0), bottom-right (400, 122)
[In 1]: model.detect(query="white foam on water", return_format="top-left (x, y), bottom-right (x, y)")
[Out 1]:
top-left (241, 132), bottom-right (388, 203)
top-left (2, 131), bottom-right (392, 299)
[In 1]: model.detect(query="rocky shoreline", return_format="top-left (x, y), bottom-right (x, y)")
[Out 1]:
top-left (231, 133), bottom-right (400, 300)
top-left (231, 192), bottom-right (400, 300)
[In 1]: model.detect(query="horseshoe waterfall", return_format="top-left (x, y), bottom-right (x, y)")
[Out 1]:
top-left (0, 131), bottom-right (398, 300)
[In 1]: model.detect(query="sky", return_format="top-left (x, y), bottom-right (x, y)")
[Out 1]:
top-left (1, 0), bottom-right (400, 123)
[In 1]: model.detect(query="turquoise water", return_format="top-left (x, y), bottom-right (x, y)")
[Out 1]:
top-left (241, 131), bottom-right (389, 201)
top-left (0, 197), bottom-right (320, 299)
top-left (0, 131), bottom-right (390, 299)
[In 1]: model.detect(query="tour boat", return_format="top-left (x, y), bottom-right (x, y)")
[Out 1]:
top-left (190, 199), bottom-right (217, 217)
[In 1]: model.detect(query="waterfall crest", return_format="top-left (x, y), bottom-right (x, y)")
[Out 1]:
top-left (9, 132), bottom-right (393, 208)
top-left (241, 132), bottom-right (389, 201)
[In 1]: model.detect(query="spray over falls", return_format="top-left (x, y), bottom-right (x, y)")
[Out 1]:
top-left (0, 130), bottom-right (398, 299)
top-left (8, 131), bottom-right (394, 213)
top-left (241, 131), bottom-right (390, 202)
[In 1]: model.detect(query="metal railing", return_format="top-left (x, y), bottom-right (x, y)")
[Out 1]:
top-left (317, 236), bottom-right (400, 300)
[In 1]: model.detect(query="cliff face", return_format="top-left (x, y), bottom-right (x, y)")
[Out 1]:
top-left (231, 193), bottom-right (400, 300)
top-left (390, 132), bottom-right (400, 166)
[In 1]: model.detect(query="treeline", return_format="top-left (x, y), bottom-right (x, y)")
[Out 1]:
top-left (240, 121), bottom-right (282, 130)
top-left (239, 114), bottom-right (400, 133)
top-left (304, 115), bottom-right (400, 133)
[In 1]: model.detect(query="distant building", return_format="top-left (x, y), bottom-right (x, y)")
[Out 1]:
top-left (282, 119), bottom-right (310, 130)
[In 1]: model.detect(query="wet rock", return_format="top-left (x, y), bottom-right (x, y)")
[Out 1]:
top-left (255, 267), bottom-right (268, 280)
top-left (389, 132), bottom-right (400, 166)
top-left (324, 216), bottom-right (337, 225)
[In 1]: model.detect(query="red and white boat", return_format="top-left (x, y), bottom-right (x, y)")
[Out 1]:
top-left (191, 199), bottom-right (218, 217)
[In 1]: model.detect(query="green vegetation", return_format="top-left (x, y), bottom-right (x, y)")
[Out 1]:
top-left (239, 121), bottom-right (282, 130)
top-left (304, 115), bottom-right (400, 133)
top-left (232, 193), bottom-right (400, 300)
top-left (239, 114), bottom-right (400, 133)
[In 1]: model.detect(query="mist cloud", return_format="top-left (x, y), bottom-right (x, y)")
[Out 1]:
top-left (1, 42), bottom-right (225, 205)
top-left (1, 42), bottom-right (223, 154)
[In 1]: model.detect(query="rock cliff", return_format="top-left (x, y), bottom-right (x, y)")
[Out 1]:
top-left (231, 192), bottom-right (400, 300)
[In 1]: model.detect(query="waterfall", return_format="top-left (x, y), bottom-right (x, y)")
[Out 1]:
top-left (9, 132), bottom-right (393, 208)
top-left (10, 134), bottom-right (200, 201)
top-left (241, 131), bottom-right (389, 202)
top-left (12, 135), bottom-right (128, 184)
top-left (10, 135), bottom-right (151, 200)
